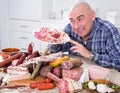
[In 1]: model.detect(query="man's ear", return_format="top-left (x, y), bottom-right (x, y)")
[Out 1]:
top-left (91, 10), bottom-right (96, 21)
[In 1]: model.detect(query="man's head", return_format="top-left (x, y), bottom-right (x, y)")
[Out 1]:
top-left (69, 2), bottom-right (96, 40)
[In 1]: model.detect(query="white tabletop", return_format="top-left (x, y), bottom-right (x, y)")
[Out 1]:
top-left (79, 57), bottom-right (120, 86)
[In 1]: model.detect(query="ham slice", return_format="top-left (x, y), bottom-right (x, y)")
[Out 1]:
top-left (34, 28), bottom-right (70, 44)
top-left (58, 79), bottom-right (69, 93)
top-left (57, 78), bottom-right (82, 93)
top-left (88, 65), bottom-right (110, 80)
top-left (62, 67), bottom-right (83, 81)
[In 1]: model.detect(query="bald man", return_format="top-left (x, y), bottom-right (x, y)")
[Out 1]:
top-left (49, 2), bottom-right (120, 72)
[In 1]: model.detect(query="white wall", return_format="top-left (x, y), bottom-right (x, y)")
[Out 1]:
top-left (0, 0), bottom-right (9, 49)
top-left (84, 0), bottom-right (120, 19)
top-left (51, 0), bottom-right (120, 20)
top-left (52, 0), bottom-right (78, 19)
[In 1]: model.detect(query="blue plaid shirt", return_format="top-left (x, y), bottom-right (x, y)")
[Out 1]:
top-left (49, 17), bottom-right (120, 71)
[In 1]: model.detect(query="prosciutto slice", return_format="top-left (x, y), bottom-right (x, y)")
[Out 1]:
top-left (34, 28), bottom-right (70, 44)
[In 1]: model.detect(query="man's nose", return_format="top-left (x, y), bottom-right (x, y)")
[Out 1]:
top-left (74, 21), bottom-right (78, 29)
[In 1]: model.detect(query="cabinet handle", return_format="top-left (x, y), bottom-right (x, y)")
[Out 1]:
top-left (20, 37), bottom-right (28, 39)
top-left (20, 25), bottom-right (28, 28)
top-left (21, 48), bottom-right (27, 51)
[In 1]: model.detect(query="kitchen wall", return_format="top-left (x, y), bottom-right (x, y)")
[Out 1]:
top-left (51, 0), bottom-right (85, 20)
top-left (0, 0), bottom-right (9, 50)
top-left (0, 0), bottom-right (120, 49)
top-left (85, 0), bottom-right (120, 19)
top-left (51, 0), bottom-right (120, 20)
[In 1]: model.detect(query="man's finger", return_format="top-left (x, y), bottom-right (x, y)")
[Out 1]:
top-left (69, 39), bottom-right (79, 45)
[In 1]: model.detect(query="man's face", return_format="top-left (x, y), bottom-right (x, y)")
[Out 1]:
top-left (69, 6), bottom-right (95, 38)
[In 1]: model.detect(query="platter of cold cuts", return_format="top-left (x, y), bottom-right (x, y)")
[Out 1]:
top-left (34, 28), bottom-right (70, 44)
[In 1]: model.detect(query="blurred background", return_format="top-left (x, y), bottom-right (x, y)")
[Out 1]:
top-left (0, 0), bottom-right (120, 51)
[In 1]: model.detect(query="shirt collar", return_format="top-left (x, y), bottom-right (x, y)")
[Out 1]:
top-left (88, 17), bottom-right (99, 39)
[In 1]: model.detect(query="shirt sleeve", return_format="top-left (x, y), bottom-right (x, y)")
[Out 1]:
top-left (92, 28), bottom-right (120, 72)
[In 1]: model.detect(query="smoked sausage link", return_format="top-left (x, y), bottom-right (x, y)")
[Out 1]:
top-left (16, 53), bottom-right (26, 66)
top-left (0, 53), bottom-right (22, 67)
top-left (28, 42), bottom-right (34, 55)
top-left (27, 50), bottom-right (40, 59)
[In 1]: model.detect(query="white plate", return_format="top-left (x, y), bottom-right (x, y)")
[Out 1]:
top-left (33, 28), bottom-right (70, 44)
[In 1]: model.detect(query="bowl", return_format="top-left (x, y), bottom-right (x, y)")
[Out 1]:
top-left (1, 48), bottom-right (20, 59)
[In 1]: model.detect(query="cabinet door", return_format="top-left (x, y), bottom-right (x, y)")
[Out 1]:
top-left (9, 19), bottom-right (41, 32)
top-left (9, 19), bottom-right (41, 52)
top-left (9, 31), bottom-right (40, 52)
top-left (8, 0), bottom-right (51, 20)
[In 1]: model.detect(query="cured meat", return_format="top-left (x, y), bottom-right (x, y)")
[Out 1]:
top-left (58, 79), bottom-right (69, 93)
top-left (11, 59), bottom-right (19, 66)
top-left (47, 72), bottom-right (61, 82)
top-left (7, 73), bottom-right (30, 82)
top-left (88, 65), bottom-right (110, 80)
top-left (21, 52), bottom-right (63, 66)
top-left (61, 58), bottom-right (83, 70)
top-left (34, 28), bottom-right (70, 44)
top-left (40, 65), bottom-right (53, 77)
top-left (7, 66), bottom-right (29, 75)
top-left (53, 66), bottom-right (62, 78)
top-left (0, 53), bottom-right (22, 67)
top-left (57, 78), bottom-right (82, 93)
top-left (62, 67), bottom-right (83, 81)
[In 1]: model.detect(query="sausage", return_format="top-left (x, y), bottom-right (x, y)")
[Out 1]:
top-left (0, 53), bottom-right (22, 67)
top-left (27, 50), bottom-right (40, 59)
top-left (16, 53), bottom-right (26, 66)
top-left (37, 83), bottom-right (55, 90)
top-left (29, 78), bottom-right (53, 89)
top-left (29, 80), bottom-right (46, 89)
top-left (28, 42), bottom-right (34, 55)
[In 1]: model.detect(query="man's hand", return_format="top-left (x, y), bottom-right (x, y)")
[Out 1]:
top-left (70, 39), bottom-right (92, 59)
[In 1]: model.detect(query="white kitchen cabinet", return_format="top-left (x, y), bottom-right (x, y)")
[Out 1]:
top-left (8, 0), bottom-right (52, 20)
top-left (9, 19), bottom-right (41, 52)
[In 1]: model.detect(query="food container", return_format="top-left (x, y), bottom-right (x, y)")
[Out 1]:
top-left (0, 48), bottom-right (20, 59)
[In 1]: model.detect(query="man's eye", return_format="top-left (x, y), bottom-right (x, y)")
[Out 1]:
top-left (70, 20), bottom-right (74, 23)
top-left (78, 18), bottom-right (84, 22)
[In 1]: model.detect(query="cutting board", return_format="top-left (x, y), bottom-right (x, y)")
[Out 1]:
top-left (7, 76), bottom-right (45, 86)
